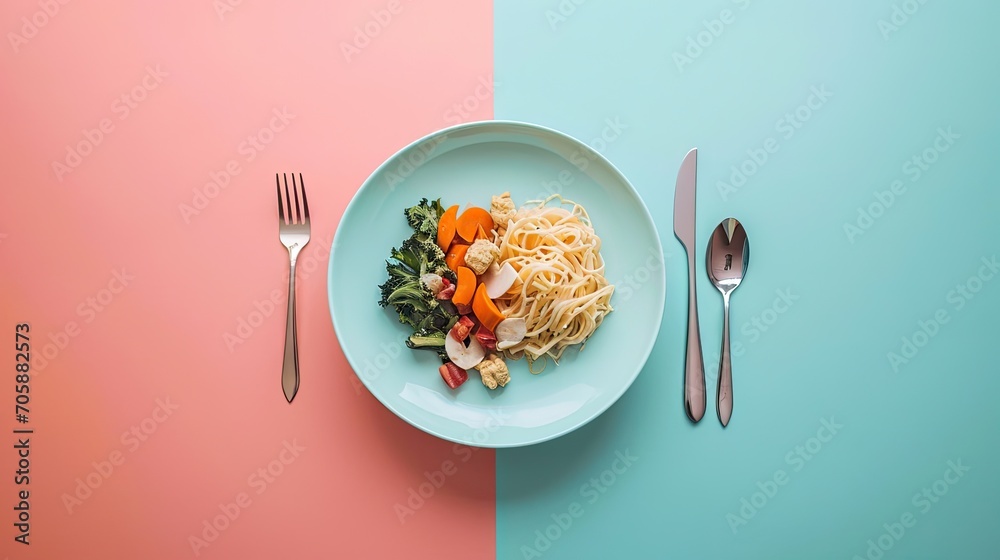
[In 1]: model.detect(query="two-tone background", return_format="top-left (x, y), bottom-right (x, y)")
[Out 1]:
top-left (2, 1), bottom-right (997, 558)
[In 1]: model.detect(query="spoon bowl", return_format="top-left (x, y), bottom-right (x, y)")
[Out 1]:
top-left (706, 218), bottom-right (749, 427)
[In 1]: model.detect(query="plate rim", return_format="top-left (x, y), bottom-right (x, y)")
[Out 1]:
top-left (327, 119), bottom-right (666, 447)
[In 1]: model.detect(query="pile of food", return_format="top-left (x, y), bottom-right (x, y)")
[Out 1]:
top-left (377, 193), bottom-right (614, 391)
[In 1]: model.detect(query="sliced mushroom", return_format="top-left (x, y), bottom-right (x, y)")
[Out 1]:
top-left (445, 333), bottom-right (486, 370)
top-left (481, 261), bottom-right (518, 299)
top-left (495, 317), bottom-right (526, 346)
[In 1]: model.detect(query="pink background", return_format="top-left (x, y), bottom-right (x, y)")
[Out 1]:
top-left (1, 1), bottom-right (494, 558)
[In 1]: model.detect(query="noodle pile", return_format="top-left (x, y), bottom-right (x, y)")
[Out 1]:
top-left (494, 196), bottom-right (614, 367)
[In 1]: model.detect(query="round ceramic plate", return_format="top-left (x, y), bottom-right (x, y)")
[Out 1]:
top-left (328, 121), bottom-right (665, 447)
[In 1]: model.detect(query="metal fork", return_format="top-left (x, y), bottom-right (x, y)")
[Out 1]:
top-left (276, 173), bottom-right (310, 403)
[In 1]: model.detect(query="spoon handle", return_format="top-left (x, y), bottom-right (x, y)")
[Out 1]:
top-left (684, 266), bottom-right (706, 423)
top-left (718, 293), bottom-right (733, 427)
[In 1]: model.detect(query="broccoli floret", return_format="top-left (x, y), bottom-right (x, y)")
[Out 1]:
top-left (389, 237), bottom-right (449, 277)
top-left (405, 198), bottom-right (445, 242)
top-left (379, 258), bottom-right (438, 326)
top-left (386, 282), bottom-right (434, 312)
top-left (407, 237), bottom-right (447, 273)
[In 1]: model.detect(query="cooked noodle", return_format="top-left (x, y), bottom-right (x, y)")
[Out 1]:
top-left (495, 195), bottom-right (614, 367)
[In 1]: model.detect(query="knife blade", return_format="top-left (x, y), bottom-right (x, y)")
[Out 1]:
top-left (673, 148), bottom-right (706, 423)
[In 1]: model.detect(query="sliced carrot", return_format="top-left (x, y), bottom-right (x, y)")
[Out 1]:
top-left (472, 283), bottom-right (505, 332)
top-left (474, 223), bottom-right (490, 241)
top-left (437, 205), bottom-right (459, 252)
top-left (456, 207), bottom-right (494, 242)
top-left (445, 243), bottom-right (470, 272)
top-left (452, 266), bottom-right (477, 309)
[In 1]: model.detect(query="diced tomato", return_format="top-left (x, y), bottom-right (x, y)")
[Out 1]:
top-left (475, 325), bottom-right (497, 351)
top-left (438, 362), bottom-right (468, 389)
top-left (436, 283), bottom-right (456, 300)
top-left (450, 315), bottom-right (475, 342)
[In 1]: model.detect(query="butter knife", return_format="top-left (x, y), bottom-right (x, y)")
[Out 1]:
top-left (673, 148), bottom-right (706, 423)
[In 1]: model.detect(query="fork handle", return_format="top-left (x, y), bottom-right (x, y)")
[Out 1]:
top-left (281, 257), bottom-right (300, 402)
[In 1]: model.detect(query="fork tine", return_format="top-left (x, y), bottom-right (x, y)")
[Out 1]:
top-left (299, 173), bottom-right (310, 222)
top-left (283, 173), bottom-right (293, 225)
top-left (292, 173), bottom-right (302, 224)
top-left (275, 174), bottom-right (285, 223)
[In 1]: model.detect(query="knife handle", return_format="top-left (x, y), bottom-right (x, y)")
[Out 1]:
top-left (684, 265), bottom-right (706, 423)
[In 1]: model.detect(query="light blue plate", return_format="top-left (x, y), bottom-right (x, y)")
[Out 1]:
top-left (328, 121), bottom-right (666, 447)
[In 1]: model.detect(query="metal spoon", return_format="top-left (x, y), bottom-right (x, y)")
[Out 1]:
top-left (706, 218), bottom-right (749, 427)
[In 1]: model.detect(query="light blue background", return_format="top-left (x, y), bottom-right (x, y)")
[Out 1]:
top-left (495, 1), bottom-right (1000, 558)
